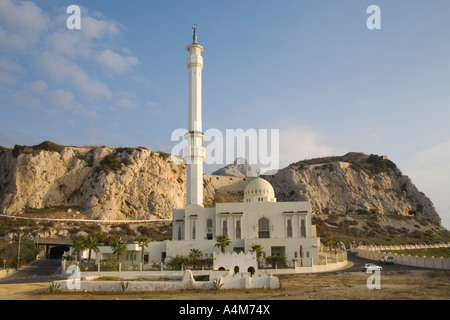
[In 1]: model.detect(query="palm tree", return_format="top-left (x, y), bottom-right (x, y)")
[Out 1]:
top-left (214, 235), bottom-right (231, 254)
top-left (71, 235), bottom-right (87, 263)
top-left (249, 244), bottom-right (265, 262)
top-left (111, 240), bottom-right (128, 266)
top-left (136, 236), bottom-right (151, 269)
top-left (188, 248), bottom-right (202, 269)
top-left (85, 234), bottom-right (100, 267)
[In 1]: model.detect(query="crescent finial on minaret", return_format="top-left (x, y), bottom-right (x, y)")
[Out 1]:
top-left (192, 24), bottom-right (198, 44)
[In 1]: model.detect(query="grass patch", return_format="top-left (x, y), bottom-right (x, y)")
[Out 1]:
top-left (92, 276), bottom-right (122, 281)
top-left (387, 247), bottom-right (450, 258)
top-left (0, 217), bottom-right (36, 234)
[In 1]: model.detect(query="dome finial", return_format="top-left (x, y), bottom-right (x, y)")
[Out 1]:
top-left (256, 168), bottom-right (261, 177)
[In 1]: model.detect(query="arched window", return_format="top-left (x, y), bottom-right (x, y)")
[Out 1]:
top-left (178, 225), bottom-right (182, 240)
top-left (222, 220), bottom-right (228, 236)
top-left (234, 266), bottom-right (240, 274)
top-left (206, 218), bottom-right (213, 240)
top-left (300, 218), bottom-right (306, 237)
top-left (235, 220), bottom-right (241, 239)
top-left (258, 217), bottom-right (270, 238)
top-left (287, 218), bottom-right (293, 238)
top-left (192, 220), bottom-right (196, 240)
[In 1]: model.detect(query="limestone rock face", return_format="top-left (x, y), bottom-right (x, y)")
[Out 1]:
top-left (264, 153), bottom-right (440, 224)
top-left (0, 145), bottom-right (442, 225)
top-left (0, 144), bottom-right (186, 220)
top-left (211, 158), bottom-right (252, 177)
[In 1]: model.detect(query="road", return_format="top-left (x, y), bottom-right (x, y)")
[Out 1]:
top-left (342, 252), bottom-right (437, 273)
top-left (0, 259), bottom-right (68, 284)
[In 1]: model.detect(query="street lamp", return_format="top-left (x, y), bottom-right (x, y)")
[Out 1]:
top-left (16, 233), bottom-right (21, 270)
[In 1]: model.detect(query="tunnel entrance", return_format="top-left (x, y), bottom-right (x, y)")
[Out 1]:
top-left (49, 245), bottom-right (70, 259)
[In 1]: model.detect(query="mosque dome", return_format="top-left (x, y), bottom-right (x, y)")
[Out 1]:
top-left (243, 177), bottom-right (277, 203)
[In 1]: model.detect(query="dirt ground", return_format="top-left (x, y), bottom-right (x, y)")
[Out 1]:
top-left (0, 269), bottom-right (448, 300)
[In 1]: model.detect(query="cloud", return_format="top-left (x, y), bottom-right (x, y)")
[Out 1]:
top-left (0, 55), bottom-right (24, 85)
top-left (11, 80), bottom-right (75, 109)
top-left (113, 98), bottom-right (138, 110)
top-left (0, 56), bottom-right (24, 73)
top-left (44, 9), bottom-right (123, 59)
top-left (96, 49), bottom-right (139, 73)
top-left (37, 51), bottom-right (112, 100)
top-left (0, 0), bottom-right (49, 51)
top-left (400, 140), bottom-right (450, 228)
top-left (81, 14), bottom-right (121, 39)
top-left (279, 127), bottom-right (337, 168)
top-left (0, 0), bottom-right (48, 31)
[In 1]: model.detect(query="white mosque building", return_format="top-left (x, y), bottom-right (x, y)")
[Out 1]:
top-left (148, 26), bottom-right (320, 267)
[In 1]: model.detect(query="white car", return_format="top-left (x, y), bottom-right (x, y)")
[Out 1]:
top-left (361, 263), bottom-right (382, 272)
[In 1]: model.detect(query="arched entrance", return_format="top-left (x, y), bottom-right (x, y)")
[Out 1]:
top-left (49, 245), bottom-right (70, 259)
top-left (247, 266), bottom-right (255, 276)
top-left (234, 266), bottom-right (240, 274)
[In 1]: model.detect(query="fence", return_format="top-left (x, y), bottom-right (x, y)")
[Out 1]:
top-left (357, 243), bottom-right (450, 270)
top-left (358, 242), bottom-right (450, 252)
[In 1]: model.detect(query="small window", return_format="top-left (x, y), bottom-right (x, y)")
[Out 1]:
top-left (287, 218), bottom-right (293, 238)
top-left (235, 220), bottom-right (241, 239)
top-left (222, 220), bottom-right (228, 236)
top-left (300, 219), bottom-right (306, 237)
top-left (192, 220), bottom-right (196, 240)
top-left (258, 217), bottom-right (270, 238)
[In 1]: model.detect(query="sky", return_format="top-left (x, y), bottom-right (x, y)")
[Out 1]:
top-left (0, 0), bottom-right (449, 228)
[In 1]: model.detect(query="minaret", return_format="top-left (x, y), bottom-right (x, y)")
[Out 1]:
top-left (184, 24), bottom-right (205, 207)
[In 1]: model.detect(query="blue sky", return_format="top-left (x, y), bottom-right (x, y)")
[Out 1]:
top-left (0, 0), bottom-right (449, 228)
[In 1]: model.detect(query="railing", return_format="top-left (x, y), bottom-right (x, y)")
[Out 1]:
top-left (0, 214), bottom-right (171, 224)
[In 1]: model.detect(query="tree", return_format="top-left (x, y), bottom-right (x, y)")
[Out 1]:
top-left (188, 248), bottom-right (202, 269)
top-left (85, 234), bottom-right (100, 267)
top-left (325, 238), bottom-right (336, 254)
top-left (249, 244), bottom-right (265, 262)
top-left (136, 236), bottom-right (151, 269)
top-left (265, 255), bottom-right (287, 269)
top-left (111, 240), bottom-right (128, 265)
top-left (214, 235), bottom-right (231, 254)
top-left (71, 235), bottom-right (87, 263)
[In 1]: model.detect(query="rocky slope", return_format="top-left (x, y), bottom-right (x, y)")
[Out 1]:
top-left (211, 158), bottom-right (252, 177)
top-left (0, 143), bottom-right (442, 227)
top-left (0, 142), bottom-right (186, 220)
top-left (264, 152), bottom-right (440, 225)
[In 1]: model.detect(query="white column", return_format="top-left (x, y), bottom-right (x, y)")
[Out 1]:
top-left (184, 34), bottom-right (205, 207)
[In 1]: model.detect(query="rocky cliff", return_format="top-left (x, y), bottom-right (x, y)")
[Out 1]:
top-left (0, 142), bottom-right (186, 220)
top-left (211, 158), bottom-right (252, 177)
top-left (264, 152), bottom-right (441, 225)
top-left (0, 143), bottom-right (442, 226)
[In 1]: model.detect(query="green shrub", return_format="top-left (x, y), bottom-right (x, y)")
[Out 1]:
top-left (96, 154), bottom-right (122, 174)
top-left (0, 238), bottom-right (39, 269)
top-left (265, 255), bottom-right (287, 268)
top-left (0, 218), bottom-right (36, 234)
top-left (96, 151), bottom-right (134, 174)
top-left (12, 141), bottom-right (65, 157)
